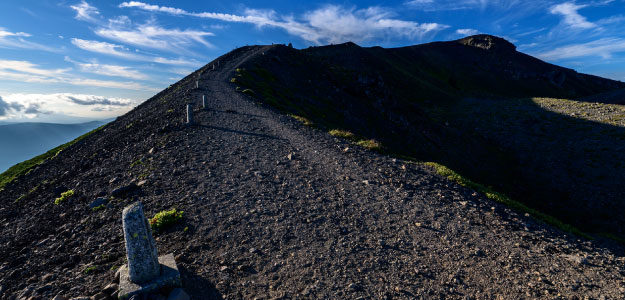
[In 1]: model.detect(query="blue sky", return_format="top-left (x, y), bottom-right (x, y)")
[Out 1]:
top-left (0, 0), bottom-right (624, 123)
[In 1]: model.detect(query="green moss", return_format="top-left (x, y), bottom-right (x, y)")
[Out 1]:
top-left (241, 88), bottom-right (255, 95)
top-left (0, 125), bottom-right (105, 190)
top-left (356, 139), bottom-right (383, 152)
top-left (149, 208), bottom-right (184, 232)
top-left (288, 114), bottom-right (313, 126)
top-left (54, 189), bottom-right (75, 205)
top-left (166, 109), bottom-right (174, 113)
top-left (424, 162), bottom-right (591, 239)
top-left (329, 129), bottom-right (357, 140)
top-left (83, 266), bottom-right (97, 274)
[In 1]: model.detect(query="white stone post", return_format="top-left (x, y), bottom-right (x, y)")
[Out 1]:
top-left (122, 202), bottom-right (160, 283)
top-left (186, 104), bottom-right (193, 125)
top-left (201, 94), bottom-right (207, 110)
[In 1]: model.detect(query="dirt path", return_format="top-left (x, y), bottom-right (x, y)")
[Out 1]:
top-left (1, 46), bottom-right (624, 299)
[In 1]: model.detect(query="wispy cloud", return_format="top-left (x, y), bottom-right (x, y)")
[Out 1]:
top-left (95, 22), bottom-right (215, 53)
top-left (66, 95), bottom-right (131, 106)
top-left (456, 28), bottom-right (480, 36)
top-left (70, 0), bottom-right (101, 23)
top-left (64, 56), bottom-right (148, 80)
top-left (0, 27), bottom-right (58, 52)
top-left (0, 59), bottom-right (154, 91)
top-left (404, 0), bottom-right (524, 11)
top-left (549, 2), bottom-right (596, 29)
top-left (70, 38), bottom-right (202, 67)
top-left (119, 1), bottom-right (449, 44)
top-left (536, 38), bottom-right (625, 60)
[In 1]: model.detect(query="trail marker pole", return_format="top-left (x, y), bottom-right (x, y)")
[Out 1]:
top-left (186, 104), bottom-right (194, 125)
top-left (201, 94), bottom-right (207, 110)
top-left (195, 81), bottom-right (199, 89)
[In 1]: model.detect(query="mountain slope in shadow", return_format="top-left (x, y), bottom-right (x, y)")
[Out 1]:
top-left (234, 34), bottom-right (625, 237)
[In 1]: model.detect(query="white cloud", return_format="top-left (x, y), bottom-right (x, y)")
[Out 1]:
top-left (71, 38), bottom-right (202, 67)
top-left (0, 93), bottom-right (137, 120)
top-left (64, 56), bottom-right (149, 80)
top-left (119, 2), bottom-right (449, 44)
top-left (536, 38), bottom-right (625, 60)
top-left (456, 28), bottom-right (480, 36)
top-left (95, 23), bottom-right (214, 53)
top-left (70, 0), bottom-right (101, 23)
top-left (0, 27), bottom-right (58, 52)
top-left (549, 2), bottom-right (596, 29)
top-left (0, 59), bottom-right (155, 91)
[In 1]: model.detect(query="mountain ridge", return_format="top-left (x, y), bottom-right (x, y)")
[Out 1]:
top-left (1, 37), bottom-right (625, 299)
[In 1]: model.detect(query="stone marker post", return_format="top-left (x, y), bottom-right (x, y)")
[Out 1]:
top-left (195, 80), bottom-right (198, 89)
top-left (122, 202), bottom-right (160, 283)
top-left (186, 104), bottom-right (193, 125)
top-left (202, 94), bottom-right (207, 110)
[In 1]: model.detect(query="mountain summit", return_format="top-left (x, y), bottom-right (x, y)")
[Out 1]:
top-left (1, 37), bottom-right (624, 299)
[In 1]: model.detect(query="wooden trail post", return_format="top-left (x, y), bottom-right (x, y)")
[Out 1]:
top-left (201, 94), bottom-right (207, 110)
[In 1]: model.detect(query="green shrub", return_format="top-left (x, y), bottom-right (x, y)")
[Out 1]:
top-left (150, 208), bottom-right (184, 232)
top-left (54, 189), bottom-right (75, 205)
top-left (84, 266), bottom-right (97, 274)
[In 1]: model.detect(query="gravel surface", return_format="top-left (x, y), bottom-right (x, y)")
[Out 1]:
top-left (1, 45), bottom-right (624, 299)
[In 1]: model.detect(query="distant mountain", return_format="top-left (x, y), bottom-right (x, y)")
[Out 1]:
top-left (0, 120), bottom-right (111, 172)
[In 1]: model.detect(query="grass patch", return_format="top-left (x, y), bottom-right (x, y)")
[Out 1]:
top-left (356, 139), bottom-right (383, 152)
top-left (424, 161), bottom-right (591, 239)
top-left (91, 204), bottom-right (106, 211)
top-left (54, 189), bottom-right (75, 205)
top-left (329, 129), bottom-right (356, 140)
top-left (130, 159), bottom-right (144, 168)
top-left (288, 114), bottom-right (313, 126)
top-left (150, 208), bottom-right (184, 232)
top-left (166, 109), bottom-right (174, 113)
top-left (241, 88), bottom-right (255, 96)
top-left (83, 266), bottom-right (97, 274)
top-left (0, 125), bottom-right (104, 190)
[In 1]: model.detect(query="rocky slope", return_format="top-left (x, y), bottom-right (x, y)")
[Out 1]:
top-left (0, 39), bottom-right (625, 299)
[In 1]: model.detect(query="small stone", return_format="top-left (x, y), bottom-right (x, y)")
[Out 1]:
top-left (286, 153), bottom-right (293, 160)
top-left (167, 288), bottom-right (190, 300)
top-left (52, 295), bottom-right (68, 300)
top-left (89, 197), bottom-right (108, 209)
top-left (148, 147), bottom-right (155, 154)
top-left (137, 180), bottom-right (148, 187)
top-left (41, 273), bottom-right (55, 282)
top-left (562, 254), bottom-right (588, 265)
top-left (220, 266), bottom-right (229, 272)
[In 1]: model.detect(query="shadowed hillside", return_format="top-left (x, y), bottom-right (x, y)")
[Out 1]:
top-left (233, 34), bottom-right (625, 238)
